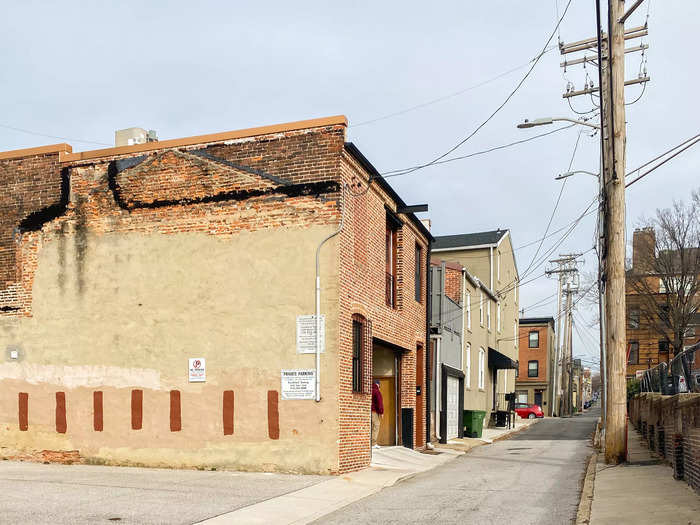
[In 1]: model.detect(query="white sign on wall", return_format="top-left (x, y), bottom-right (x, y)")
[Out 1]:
top-left (281, 369), bottom-right (316, 400)
top-left (296, 315), bottom-right (325, 354)
top-left (189, 358), bottom-right (206, 382)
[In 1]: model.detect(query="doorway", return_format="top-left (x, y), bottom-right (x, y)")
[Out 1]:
top-left (415, 345), bottom-right (425, 446)
top-left (534, 391), bottom-right (543, 407)
top-left (376, 377), bottom-right (396, 446)
top-left (373, 342), bottom-right (399, 446)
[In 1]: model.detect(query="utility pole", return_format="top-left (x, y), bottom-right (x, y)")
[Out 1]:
top-left (547, 254), bottom-right (581, 417)
top-left (559, 0), bottom-right (650, 464)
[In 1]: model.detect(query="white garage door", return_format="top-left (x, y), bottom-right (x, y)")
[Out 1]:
top-left (446, 376), bottom-right (460, 440)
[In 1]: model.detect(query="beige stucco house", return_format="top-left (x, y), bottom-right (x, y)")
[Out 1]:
top-left (432, 230), bottom-right (519, 427)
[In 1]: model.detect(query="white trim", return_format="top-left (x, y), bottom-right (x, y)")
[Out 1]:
top-left (431, 243), bottom-right (497, 252)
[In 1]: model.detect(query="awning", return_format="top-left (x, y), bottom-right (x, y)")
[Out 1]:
top-left (488, 347), bottom-right (518, 370)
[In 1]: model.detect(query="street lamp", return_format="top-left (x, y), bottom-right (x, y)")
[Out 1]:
top-left (517, 117), bottom-right (600, 130)
top-left (555, 170), bottom-right (599, 181)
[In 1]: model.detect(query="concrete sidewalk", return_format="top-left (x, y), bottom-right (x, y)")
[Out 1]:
top-left (437, 414), bottom-right (543, 452)
top-left (590, 428), bottom-right (700, 524)
top-left (200, 447), bottom-right (462, 524)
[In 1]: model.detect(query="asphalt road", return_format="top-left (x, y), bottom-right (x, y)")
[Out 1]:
top-left (318, 407), bottom-right (600, 525)
top-left (0, 462), bottom-right (325, 524)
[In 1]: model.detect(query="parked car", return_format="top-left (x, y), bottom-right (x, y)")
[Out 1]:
top-left (514, 403), bottom-right (544, 419)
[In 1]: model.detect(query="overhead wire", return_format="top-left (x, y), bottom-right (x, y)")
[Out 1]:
top-left (378, 0), bottom-right (575, 178)
top-left (521, 129), bottom-right (584, 279)
top-left (381, 124), bottom-right (576, 178)
top-left (349, 47), bottom-right (558, 129)
top-left (0, 123), bottom-right (111, 147)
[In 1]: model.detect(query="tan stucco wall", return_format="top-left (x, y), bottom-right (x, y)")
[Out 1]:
top-left (0, 226), bottom-right (341, 474)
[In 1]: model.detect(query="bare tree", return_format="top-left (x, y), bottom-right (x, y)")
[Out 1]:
top-left (628, 189), bottom-right (700, 356)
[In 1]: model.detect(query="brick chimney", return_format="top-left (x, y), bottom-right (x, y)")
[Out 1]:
top-left (632, 227), bottom-right (656, 272)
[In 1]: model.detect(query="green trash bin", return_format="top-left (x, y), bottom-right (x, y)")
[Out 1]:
top-left (463, 410), bottom-right (486, 438)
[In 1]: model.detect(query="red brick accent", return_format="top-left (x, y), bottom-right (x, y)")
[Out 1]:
top-left (93, 391), bottom-right (103, 431)
top-left (55, 392), bottom-right (67, 434)
top-left (170, 390), bottom-right (181, 432)
top-left (131, 390), bottom-right (143, 430)
top-left (444, 265), bottom-right (463, 304)
top-left (18, 392), bottom-right (28, 431)
top-left (267, 390), bottom-right (279, 440)
top-left (223, 390), bottom-right (234, 436)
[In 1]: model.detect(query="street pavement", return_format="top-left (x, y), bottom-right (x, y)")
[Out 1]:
top-left (318, 408), bottom-right (599, 525)
top-left (0, 461), bottom-right (325, 524)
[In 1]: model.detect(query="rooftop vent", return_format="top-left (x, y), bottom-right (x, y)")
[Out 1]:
top-left (115, 127), bottom-right (158, 147)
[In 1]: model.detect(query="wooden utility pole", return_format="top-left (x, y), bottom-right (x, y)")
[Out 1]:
top-left (558, 0), bottom-right (650, 464)
top-left (603, 0), bottom-right (628, 465)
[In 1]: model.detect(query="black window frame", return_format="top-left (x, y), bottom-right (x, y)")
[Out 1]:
top-left (528, 330), bottom-right (539, 348)
top-left (628, 341), bottom-right (640, 365)
top-left (352, 319), bottom-right (363, 392)
top-left (414, 243), bottom-right (422, 303)
top-left (528, 360), bottom-right (539, 378)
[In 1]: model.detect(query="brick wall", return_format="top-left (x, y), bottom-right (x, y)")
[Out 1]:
top-left (0, 149), bottom-right (66, 313)
top-left (629, 393), bottom-right (700, 493)
top-left (337, 151), bottom-right (428, 472)
top-left (517, 325), bottom-right (548, 382)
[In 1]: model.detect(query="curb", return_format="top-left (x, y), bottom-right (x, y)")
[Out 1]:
top-left (575, 451), bottom-right (597, 524)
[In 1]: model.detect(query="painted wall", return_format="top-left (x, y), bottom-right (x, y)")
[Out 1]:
top-left (0, 224), bottom-right (342, 473)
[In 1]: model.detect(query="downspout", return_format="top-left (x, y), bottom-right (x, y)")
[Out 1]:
top-left (315, 184), bottom-right (346, 402)
top-left (489, 246), bottom-right (494, 290)
top-left (425, 239), bottom-right (432, 445)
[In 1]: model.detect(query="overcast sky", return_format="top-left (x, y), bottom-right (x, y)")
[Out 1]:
top-left (3, 1), bottom-right (699, 372)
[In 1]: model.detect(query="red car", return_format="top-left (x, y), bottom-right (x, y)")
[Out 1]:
top-left (514, 402), bottom-right (544, 419)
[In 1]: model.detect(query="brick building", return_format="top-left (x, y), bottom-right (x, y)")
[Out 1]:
top-left (0, 115), bottom-right (431, 474)
top-left (626, 228), bottom-right (700, 379)
top-left (516, 317), bottom-right (556, 416)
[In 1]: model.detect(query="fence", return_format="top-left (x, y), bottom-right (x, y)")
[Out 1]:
top-left (629, 392), bottom-right (700, 494)
top-left (639, 342), bottom-right (700, 395)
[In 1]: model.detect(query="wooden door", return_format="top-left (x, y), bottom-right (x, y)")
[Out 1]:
top-left (415, 346), bottom-right (425, 446)
top-left (377, 377), bottom-right (396, 446)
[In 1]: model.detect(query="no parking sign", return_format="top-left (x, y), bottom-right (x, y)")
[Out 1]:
top-left (189, 358), bottom-right (206, 382)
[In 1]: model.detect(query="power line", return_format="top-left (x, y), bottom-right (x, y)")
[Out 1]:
top-left (349, 47), bottom-right (557, 129)
top-left (0, 123), bottom-right (110, 146)
top-left (625, 133), bottom-right (700, 188)
top-left (521, 129), bottom-right (584, 278)
top-left (382, 123), bottom-right (576, 178)
top-left (378, 0), bottom-right (574, 178)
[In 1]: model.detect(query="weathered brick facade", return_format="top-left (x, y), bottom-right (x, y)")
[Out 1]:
top-left (0, 116), bottom-right (429, 474)
top-left (629, 393), bottom-right (700, 493)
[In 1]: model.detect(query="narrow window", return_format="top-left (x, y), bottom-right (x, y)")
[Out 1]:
top-left (628, 341), bottom-right (639, 365)
top-left (628, 309), bottom-right (640, 329)
top-left (487, 302), bottom-right (491, 330)
top-left (514, 321), bottom-right (518, 348)
top-left (528, 360), bottom-right (539, 378)
top-left (465, 344), bottom-right (471, 389)
top-left (466, 292), bottom-right (471, 330)
top-left (497, 302), bottom-right (501, 332)
top-left (385, 214), bottom-right (400, 308)
top-left (352, 319), bottom-right (363, 392)
top-left (497, 252), bottom-right (501, 281)
top-left (479, 292), bottom-right (484, 326)
top-left (478, 348), bottom-right (485, 389)
top-left (414, 243), bottom-right (422, 303)
top-left (529, 330), bottom-right (539, 348)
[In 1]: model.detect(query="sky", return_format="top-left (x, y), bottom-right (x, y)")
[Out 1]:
top-left (2, 1), bottom-right (699, 372)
